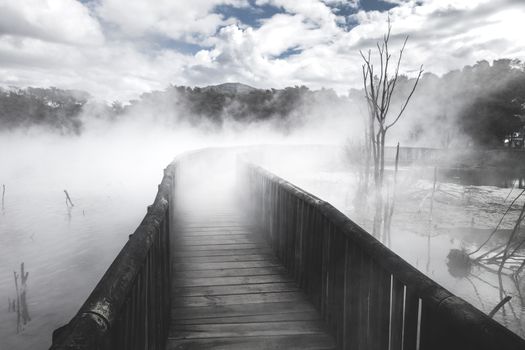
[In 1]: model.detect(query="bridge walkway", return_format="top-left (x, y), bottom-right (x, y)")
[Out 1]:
top-left (167, 207), bottom-right (336, 350)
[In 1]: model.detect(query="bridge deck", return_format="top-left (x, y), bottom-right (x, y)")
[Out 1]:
top-left (167, 209), bottom-right (336, 350)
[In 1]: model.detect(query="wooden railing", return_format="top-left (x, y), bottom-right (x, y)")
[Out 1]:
top-left (241, 162), bottom-right (525, 350)
top-left (49, 162), bottom-right (176, 350)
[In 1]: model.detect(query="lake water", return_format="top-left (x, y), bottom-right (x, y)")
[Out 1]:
top-left (1, 144), bottom-right (524, 349)
top-left (0, 128), bottom-right (194, 349)
top-left (0, 182), bottom-right (154, 349)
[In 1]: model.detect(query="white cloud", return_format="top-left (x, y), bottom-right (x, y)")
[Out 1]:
top-left (96, 0), bottom-right (247, 42)
top-left (0, 0), bottom-right (104, 45)
top-left (0, 0), bottom-right (525, 100)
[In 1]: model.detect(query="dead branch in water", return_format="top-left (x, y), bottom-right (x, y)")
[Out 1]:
top-left (488, 296), bottom-right (513, 318)
top-left (12, 262), bottom-right (30, 333)
top-left (497, 201), bottom-right (525, 274)
top-left (13, 271), bottom-right (20, 333)
top-left (470, 189), bottom-right (525, 259)
top-left (64, 190), bottom-right (74, 207)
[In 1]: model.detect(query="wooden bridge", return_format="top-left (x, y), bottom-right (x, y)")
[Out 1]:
top-left (50, 148), bottom-right (525, 350)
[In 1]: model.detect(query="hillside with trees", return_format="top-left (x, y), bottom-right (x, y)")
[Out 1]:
top-left (372, 59), bottom-right (525, 148)
top-left (0, 87), bottom-right (90, 134)
top-left (1, 60), bottom-right (524, 146)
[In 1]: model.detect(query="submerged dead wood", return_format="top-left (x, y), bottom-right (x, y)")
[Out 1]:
top-left (64, 190), bottom-right (74, 207)
top-left (468, 188), bottom-right (525, 280)
top-left (13, 262), bottom-right (30, 333)
top-left (489, 296), bottom-right (512, 318)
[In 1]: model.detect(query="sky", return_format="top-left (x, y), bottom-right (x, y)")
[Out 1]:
top-left (0, 0), bottom-right (524, 101)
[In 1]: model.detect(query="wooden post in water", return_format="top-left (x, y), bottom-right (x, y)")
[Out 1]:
top-left (2, 184), bottom-right (5, 211)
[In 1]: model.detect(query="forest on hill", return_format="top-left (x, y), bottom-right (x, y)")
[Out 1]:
top-left (1, 59), bottom-right (524, 147)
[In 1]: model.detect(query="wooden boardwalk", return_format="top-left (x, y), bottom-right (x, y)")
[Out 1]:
top-left (49, 150), bottom-right (525, 350)
top-left (167, 209), bottom-right (336, 350)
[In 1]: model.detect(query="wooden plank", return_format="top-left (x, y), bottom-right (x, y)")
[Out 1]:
top-left (176, 225), bottom-right (250, 230)
top-left (173, 260), bottom-right (281, 271)
top-left (174, 236), bottom-right (263, 245)
top-left (173, 291), bottom-right (306, 308)
top-left (173, 274), bottom-right (293, 287)
top-left (173, 266), bottom-right (287, 279)
top-left (172, 311), bottom-right (320, 325)
top-left (173, 301), bottom-right (317, 320)
top-left (173, 282), bottom-right (299, 297)
top-left (169, 320), bottom-right (330, 339)
top-left (166, 334), bottom-right (336, 350)
top-left (173, 248), bottom-right (273, 258)
top-left (172, 243), bottom-right (261, 251)
top-left (175, 231), bottom-right (253, 237)
top-left (176, 227), bottom-right (251, 232)
top-left (173, 254), bottom-right (274, 264)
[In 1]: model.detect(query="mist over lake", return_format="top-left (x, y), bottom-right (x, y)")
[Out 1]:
top-left (2, 1), bottom-right (525, 349)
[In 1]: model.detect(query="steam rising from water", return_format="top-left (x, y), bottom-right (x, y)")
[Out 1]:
top-left (0, 95), bottom-right (360, 349)
top-left (1, 64), bottom-right (525, 347)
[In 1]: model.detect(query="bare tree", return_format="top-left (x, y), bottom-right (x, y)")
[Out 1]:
top-left (360, 19), bottom-right (423, 240)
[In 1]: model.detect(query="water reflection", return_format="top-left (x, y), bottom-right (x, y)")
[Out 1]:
top-left (0, 189), bottom-right (148, 349)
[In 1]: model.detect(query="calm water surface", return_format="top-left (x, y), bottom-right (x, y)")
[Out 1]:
top-left (2, 146), bottom-right (524, 349)
top-left (0, 186), bottom-right (151, 349)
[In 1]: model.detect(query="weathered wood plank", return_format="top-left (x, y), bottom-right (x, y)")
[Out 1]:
top-left (172, 274), bottom-right (293, 287)
top-left (172, 311), bottom-right (320, 325)
top-left (172, 243), bottom-right (260, 251)
top-left (174, 236), bottom-right (263, 245)
top-left (173, 291), bottom-right (306, 308)
top-left (172, 301), bottom-right (317, 320)
top-left (166, 334), bottom-right (336, 350)
top-left (175, 231), bottom-right (253, 237)
top-left (173, 282), bottom-right (299, 297)
top-left (173, 260), bottom-right (281, 271)
top-left (173, 248), bottom-right (273, 258)
top-left (169, 320), bottom-right (329, 339)
top-left (174, 266), bottom-right (287, 279)
top-left (175, 225), bottom-right (250, 230)
top-left (172, 254), bottom-right (274, 264)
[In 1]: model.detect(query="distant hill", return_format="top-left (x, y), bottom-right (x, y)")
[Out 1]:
top-left (2, 58), bottom-right (524, 145)
top-left (202, 83), bottom-right (257, 95)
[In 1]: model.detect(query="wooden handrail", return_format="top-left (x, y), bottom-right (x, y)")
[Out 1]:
top-left (240, 161), bottom-right (525, 350)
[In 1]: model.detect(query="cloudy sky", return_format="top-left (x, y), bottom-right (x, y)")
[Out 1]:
top-left (0, 0), bottom-right (524, 101)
